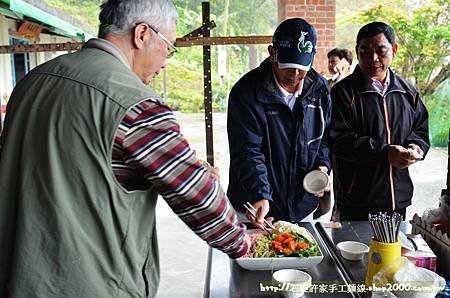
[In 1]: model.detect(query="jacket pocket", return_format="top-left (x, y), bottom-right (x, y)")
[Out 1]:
top-left (303, 104), bottom-right (325, 146)
top-left (346, 166), bottom-right (374, 205)
top-left (394, 168), bottom-right (414, 207)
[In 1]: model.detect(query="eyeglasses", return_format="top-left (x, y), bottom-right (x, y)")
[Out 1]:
top-left (138, 23), bottom-right (178, 58)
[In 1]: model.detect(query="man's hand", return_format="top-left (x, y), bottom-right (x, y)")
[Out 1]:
top-left (199, 159), bottom-right (220, 181)
top-left (388, 145), bottom-right (417, 169)
top-left (246, 199), bottom-right (273, 230)
top-left (315, 166), bottom-right (330, 197)
top-left (407, 143), bottom-right (424, 160)
top-left (193, 149), bottom-right (220, 181)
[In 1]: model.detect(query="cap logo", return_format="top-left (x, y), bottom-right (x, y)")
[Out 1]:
top-left (297, 31), bottom-right (313, 54)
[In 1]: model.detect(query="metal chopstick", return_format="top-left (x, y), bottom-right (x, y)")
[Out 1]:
top-left (244, 202), bottom-right (276, 230)
top-left (242, 204), bottom-right (272, 234)
top-left (369, 212), bottom-right (402, 243)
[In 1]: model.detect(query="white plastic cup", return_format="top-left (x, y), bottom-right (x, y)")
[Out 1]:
top-left (303, 170), bottom-right (330, 194)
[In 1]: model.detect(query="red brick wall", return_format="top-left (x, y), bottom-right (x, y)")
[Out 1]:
top-left (277, 0), bottom-right (336, 74)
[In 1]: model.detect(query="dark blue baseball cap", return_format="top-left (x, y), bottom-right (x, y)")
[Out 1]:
top-left (272, 18), bottom-right (317, 71)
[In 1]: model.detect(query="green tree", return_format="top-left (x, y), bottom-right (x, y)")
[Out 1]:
top-left (336, 0), bottom-right (373, 50)
top-left (426, 81), bottom-right (450, 147)
top-left (43, 0), bottom-right (101, 27)
top-left (350, 0), bottom-right (449, 97)
top-left (156, 0), bottom-right (277, 111)
top-left (40, 0), bottom-right (278, 111)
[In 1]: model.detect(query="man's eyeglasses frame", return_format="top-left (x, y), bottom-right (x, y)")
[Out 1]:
top-left (137, 22), bottom-right (178, 58)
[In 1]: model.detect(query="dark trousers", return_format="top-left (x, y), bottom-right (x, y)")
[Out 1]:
top-left (338, 206), bottom-right (406, 221)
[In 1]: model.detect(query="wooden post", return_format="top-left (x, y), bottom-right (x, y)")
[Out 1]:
top-left (202, 2), bottom-right (214, 166)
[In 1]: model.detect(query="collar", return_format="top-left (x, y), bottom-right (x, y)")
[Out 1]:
top-left (83, 38), bottom-right (131, 69)
top-left (256, 58), bottom-right (322, 105)
top-left (370, 71), bottom-right (390, 95)
top-left (352, 65), bottom-right (405, 95)
top-left (370, 70), bottom-right (390, 86)
top-left (272, 69), bottom-right (303, 98)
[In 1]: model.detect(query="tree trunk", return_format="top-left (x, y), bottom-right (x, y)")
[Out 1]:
top-left (422, 65), bottom-right (450, 97)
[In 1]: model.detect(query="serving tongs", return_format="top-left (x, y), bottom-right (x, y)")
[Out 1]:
top-left (243, 202), bottom-right (277, 235)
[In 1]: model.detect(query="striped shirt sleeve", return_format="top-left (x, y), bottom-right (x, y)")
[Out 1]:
top-left (114, 98), bottom-right (248, 258)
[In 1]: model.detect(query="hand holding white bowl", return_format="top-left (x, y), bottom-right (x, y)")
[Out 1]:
top-left (303, 170), bottom-right (330, 195)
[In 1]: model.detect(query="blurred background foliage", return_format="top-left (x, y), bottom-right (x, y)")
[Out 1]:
top-left (44, 0), bottom-right (101, 27)
top-left (426, 81), bottom-right (449, 147)
top-left (151, 0), bottom-right (278, 112)
top-left (43, 0), bottom-right (449, 146)
top-left (337, 0), bottom-right (449, 146)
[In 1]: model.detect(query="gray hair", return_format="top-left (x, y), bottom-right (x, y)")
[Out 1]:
top-left (98, 0), bottom-right (178, 38)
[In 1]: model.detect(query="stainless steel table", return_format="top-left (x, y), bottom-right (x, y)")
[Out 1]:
top-left (204, 223), bottom-right (360, 297)
top-left (315, 221), bottom-right (411, 286)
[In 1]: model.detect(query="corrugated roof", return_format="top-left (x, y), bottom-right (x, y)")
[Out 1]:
top-left (0, 0), bottom-right (94, 41)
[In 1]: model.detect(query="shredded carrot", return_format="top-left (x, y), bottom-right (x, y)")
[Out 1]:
top-left (270, 232), bottom-right (310, 256)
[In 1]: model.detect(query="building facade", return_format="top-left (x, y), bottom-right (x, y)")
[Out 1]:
top-left (0, 0), bottom-right (94, 130)
top-left (278, 0), bottom-right (336, 72)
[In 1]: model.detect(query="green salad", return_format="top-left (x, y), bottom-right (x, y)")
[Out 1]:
top-left (249, 221), bottom-right (322, 258)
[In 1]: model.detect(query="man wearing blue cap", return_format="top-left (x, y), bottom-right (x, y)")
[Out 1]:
top-left (227, 18), bottom-right (332, 227)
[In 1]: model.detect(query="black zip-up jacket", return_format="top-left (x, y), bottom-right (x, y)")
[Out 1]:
top-left (329, 65), bottom-right (430, 211)
top-left (227, 58), bottom-right (332, 221)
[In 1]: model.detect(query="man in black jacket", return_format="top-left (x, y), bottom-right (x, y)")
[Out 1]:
top-left (330, 22), bottom-right (430, 221)
top-left (227, 18), bottom-right (332, 226)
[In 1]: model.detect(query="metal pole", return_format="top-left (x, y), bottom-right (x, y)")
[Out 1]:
top-left (202, 2), bottom-right (214, 166)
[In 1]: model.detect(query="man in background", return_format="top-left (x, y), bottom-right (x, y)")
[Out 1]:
top-left (0, 1), bottom-right (248, 297)
top-left (330, 22), bottom-right (429, 221)
top-left (227, 18), bottom-right (332, 227)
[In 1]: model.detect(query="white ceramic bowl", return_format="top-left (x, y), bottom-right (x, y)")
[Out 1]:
top-left (272, 269), bottom-right (312, 298)
top-left (303, 170), bottom-right (329, 194)
top-left (336, 241), bottom-right (369, 261)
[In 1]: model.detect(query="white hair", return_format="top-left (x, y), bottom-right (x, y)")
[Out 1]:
top-left (98, 0), bottom-right (178, 38)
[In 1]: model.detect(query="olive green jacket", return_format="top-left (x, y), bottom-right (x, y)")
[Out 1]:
top-left (0, 39), bottom-right (162, 297)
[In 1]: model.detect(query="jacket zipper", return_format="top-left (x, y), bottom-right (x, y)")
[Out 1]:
top-left (357, 89), bottom-right (406, 210)
top-left (382, 95), bottom-right (396, 210)
top-left (272, 78), bottom-right (322, 208)
top-left (382, 89), bottom-right (406, 210)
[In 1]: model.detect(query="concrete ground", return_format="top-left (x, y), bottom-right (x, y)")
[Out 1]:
top-left (155, 112), bottom-right (448, 298)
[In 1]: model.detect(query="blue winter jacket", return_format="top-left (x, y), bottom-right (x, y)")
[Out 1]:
top-left (227, 58), bottom-right (332, 221)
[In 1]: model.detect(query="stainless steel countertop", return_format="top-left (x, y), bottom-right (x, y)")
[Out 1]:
top-left (204, 222), bottom-right (359, 298)
top-left (315, 221), bottom-right (411, 286)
